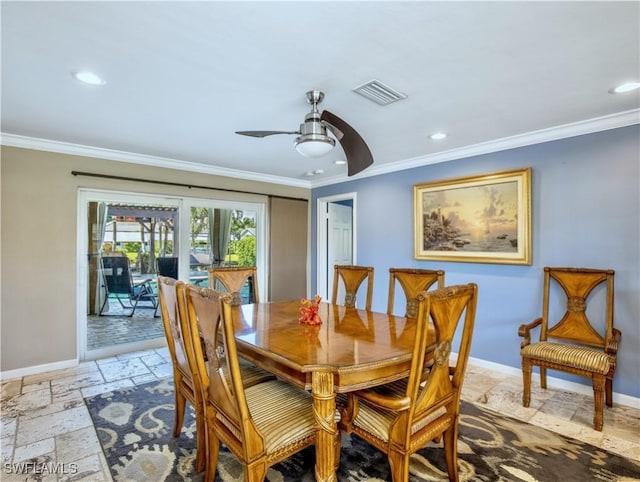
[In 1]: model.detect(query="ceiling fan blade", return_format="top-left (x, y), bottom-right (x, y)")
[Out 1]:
top-left (235, 130), bottom-right (299, 138)
top-left (321, 110), bottom-right (373, 176)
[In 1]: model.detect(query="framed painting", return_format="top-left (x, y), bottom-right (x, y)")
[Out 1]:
top-left (414, 167), bottom-right (531, 264)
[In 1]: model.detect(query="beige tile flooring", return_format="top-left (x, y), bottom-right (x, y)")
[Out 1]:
top-left (1, 348), bottom-right (638, 481)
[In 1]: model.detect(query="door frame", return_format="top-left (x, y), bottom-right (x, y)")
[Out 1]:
top-left (316, 192), bottom-right (357, 301)
top-left (77, 188), bottom-right (268, 361)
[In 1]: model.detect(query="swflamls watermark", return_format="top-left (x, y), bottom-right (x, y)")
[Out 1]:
top-left (3, 461), bottom-right (79, 475)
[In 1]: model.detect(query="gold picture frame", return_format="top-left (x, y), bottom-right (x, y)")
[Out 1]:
top-left (414, 167), bottom-right (531, 265)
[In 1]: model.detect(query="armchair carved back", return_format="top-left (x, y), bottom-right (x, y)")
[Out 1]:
top-left (540, 267), bottom-right (616, 350)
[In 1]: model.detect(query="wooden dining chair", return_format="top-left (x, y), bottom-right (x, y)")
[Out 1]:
top-left (387, 268), bottom-right (445, 317)
top-left (184, 286), bottom-right (317, 482)
top-left (159, 277), bottom-right (275, 475)
top-left (157, 276), bottom-right (207, 472)
top-left (339, 284), bottom-right (478, 482)
top-left (332, 264), bottom-right (374, 310)
top-left (519, 267), bottom-right (620, 431)
top-left (208, 266), bottom-right (259, 303)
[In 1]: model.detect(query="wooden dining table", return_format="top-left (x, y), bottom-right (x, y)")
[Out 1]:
top-left (228, 299), bottom-right (434, 482)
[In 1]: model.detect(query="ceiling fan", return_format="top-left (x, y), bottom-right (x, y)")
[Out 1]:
top-left (235, 90), bottom-right (373, 176)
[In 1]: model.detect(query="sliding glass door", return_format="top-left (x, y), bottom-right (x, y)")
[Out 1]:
top-left (78, 189), bottom-right (267, 361)
top-left (186, 206), bottom-right (259, 284)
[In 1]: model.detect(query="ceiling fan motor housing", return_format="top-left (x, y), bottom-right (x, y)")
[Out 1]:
top-left (294, 108), bottom-right (336, 156)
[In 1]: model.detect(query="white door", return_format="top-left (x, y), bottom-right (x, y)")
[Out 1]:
top-left (327, 202), bottom-right (353, 301)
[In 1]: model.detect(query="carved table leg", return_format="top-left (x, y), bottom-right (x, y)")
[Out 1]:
top-left (312, 371), bottom-right (338, 482)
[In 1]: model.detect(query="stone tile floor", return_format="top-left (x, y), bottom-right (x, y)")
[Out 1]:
top-left (1, 349), bottom-right (638, 481)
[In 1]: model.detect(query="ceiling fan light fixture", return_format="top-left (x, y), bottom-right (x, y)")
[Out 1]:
top-left (294, 135), bottom-right (335, 158)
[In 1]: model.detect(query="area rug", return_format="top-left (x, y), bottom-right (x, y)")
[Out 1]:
top-left (84, 379), bottom-right (640, 481)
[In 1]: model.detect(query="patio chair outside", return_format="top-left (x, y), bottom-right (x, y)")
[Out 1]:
top-left (157, 256), bottom-right (179, 279)
top-left (99, 256), bottom-right (157, 317)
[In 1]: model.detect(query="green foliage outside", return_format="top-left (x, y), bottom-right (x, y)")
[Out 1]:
top-left (228, 236), bottom-right (256, 266)
top-left (190, 207), bottom-right (209, 244)
top-left (104, 209), bottom-right (257, 270)
top-left (122, 242), bottom-right (141, 253)
top-left (230, 210), bottom-right (256, 241)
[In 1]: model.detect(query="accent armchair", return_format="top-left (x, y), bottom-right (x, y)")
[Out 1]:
top-left (519, 267), bottom-right (620, 431)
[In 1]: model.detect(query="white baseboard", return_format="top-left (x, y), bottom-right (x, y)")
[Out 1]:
top-left (1, 357), bottom-right (79, 382)
top-left (468, 355), bottom-right (640, 409)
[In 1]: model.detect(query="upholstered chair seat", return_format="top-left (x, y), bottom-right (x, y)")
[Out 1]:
top-left (218, 379), bottom-right (316, 454)
top-left (520, 342), bottom-right (611, 374)
top-left (221, 358), bottom-right (276, 388)
top-left (351, 400), bottom-right (449, 443)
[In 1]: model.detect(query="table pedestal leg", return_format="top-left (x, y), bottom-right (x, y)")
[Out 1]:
top-left (312, 371), bottom-right (338, 482)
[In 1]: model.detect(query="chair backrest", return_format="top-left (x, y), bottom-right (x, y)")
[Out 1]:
top-left (387, 268), bottom-right (445, 317)
top-left (185, 286), bottom-right (266, 460)
top-left (208, 266), bottom-right (259, 304)
top-left (157, 257), bottom-right (179, 279)
top-left (157, 276), bottom-right (194, 383)
top-left (331, 265), bottom-right (374, 310)
top-left (101, 256), bottom-right (134, 295)
top-left (394, 284), bottom-right (477, 444)
top-left (540, 267), bottom-right (615, 348)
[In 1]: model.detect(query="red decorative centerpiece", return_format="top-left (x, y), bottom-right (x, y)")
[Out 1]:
top-left (299, 294), bottom-right (322, 325)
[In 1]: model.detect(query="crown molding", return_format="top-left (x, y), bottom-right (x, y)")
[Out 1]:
top-left (0, 133), bottom-right (313, 189)
top-left (311, 108), bottom-right (640, 188)
top-left (2, 108), bottom-right (637, 190)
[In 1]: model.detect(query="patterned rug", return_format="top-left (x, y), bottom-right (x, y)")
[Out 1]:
top-left (84, 379), bottom-right (640, 481)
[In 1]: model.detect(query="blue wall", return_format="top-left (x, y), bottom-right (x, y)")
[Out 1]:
top-left (311, 125), bottom-right (640, 399)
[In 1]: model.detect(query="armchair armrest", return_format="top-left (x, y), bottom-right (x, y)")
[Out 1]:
top-left (353, 389), bottom-right (411, 411)
top-left (133, 278), bottom-right (153, 288)
top-left (133, 278), bottom-right (156, 297)
top-left (605, 328), bottom-right (622, 356)
top-left (518, 317), bottom-right (542, 349)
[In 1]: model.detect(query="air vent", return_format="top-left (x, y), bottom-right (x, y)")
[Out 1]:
top-left (352, 79), bottom-right (407, 105)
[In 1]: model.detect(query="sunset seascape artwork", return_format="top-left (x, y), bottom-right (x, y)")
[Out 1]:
top-left (421, 181), bottom-right (519, 253)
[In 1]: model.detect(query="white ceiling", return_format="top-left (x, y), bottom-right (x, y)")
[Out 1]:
top-left (2, 1), bottom-right (639, 187)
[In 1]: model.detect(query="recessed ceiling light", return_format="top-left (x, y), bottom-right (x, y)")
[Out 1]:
top-left (429, 132), bottom-right (447, 140)
top-left (609, 82), bottom-right (640, 94)
top-left (71, 70), bottom-right (106, 86)
top-left (313, 169), bottom-right (324, 175)
top-left (304, 171), bottom-right (314, 177)
top-left (334, 160), bottom-right (347, 165)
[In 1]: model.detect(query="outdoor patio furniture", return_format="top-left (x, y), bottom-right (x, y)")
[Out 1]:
top-left (157, 256), bottom-right (179, 279)
top-left (99, 256), bottom-right (158, 317)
